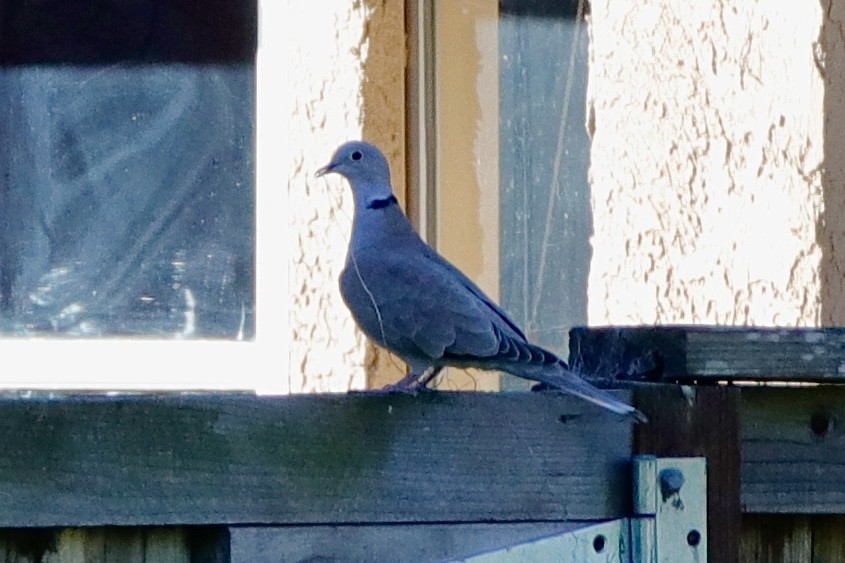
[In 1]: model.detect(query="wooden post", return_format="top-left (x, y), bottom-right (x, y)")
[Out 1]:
top-left (634, 385), bottom-right (742, 563)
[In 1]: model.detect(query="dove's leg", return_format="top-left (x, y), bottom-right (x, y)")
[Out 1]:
top-left (383, 366), bottom-right (444, 393)
top-left (415, 366), bottom-right (444, 388)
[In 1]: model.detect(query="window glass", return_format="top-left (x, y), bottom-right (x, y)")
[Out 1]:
top-left (499, 0), bottom-right (590, 387)
top-left (0, 1), bottom-right (255, 339)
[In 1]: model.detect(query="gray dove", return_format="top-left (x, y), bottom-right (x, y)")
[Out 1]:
top-left (317, 141), bottom-right (644, 421)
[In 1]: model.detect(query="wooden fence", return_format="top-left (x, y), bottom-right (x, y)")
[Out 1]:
top-left (0, 327), bottom-right (843, 562)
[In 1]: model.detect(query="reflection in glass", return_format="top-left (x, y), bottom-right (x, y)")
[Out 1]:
top-left (0, 1), bottom-right (255, 338)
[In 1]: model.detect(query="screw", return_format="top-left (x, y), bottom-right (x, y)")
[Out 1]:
top-left (659, 468), bottom-right (685, 497)
top-left (687, 529), bottom-right (701, 547)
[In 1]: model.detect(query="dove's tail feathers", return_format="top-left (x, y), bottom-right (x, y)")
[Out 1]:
top-left (557, 378), bottom-right (648, 423)
top-left (533, 367), bottom-right (648, 423)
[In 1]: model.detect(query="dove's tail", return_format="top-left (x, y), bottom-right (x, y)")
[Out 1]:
top-left (460, 332), bottom-right (646, 421)
top-left (528, 363), bottom-right (648, 423)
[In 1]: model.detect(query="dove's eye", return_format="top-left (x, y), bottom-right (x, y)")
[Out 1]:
top-left (351, 150), bottom-right (363, 161)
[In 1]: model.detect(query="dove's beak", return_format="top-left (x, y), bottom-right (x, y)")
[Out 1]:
top-left (315, 162), bottom-right (334, 177)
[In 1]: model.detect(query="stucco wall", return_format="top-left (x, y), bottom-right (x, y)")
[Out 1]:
top-left (288, 2), bottom-right (370, 393)
top-left (587, 1), bottom-right (825, 326)
top-left (288, 1), bottom-right (405, 392)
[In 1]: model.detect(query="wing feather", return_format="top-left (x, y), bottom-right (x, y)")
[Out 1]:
top-left (342, 246), bottom-right (507, 364)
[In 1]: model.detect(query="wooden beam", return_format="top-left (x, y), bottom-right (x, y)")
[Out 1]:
top-left (0, 392), bottom-right (633, 527)
top-left (570, 326), bottom-right (845, 382)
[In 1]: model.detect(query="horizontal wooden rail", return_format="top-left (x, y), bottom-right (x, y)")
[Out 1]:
top-left (570, 326), bottom-right (845, 382)
top-left (0, 392), bottom-right (633, 528)
top-left (1, 385), bottom-right (843, 527)
top-left (742, 387), bottom-right (845, 513)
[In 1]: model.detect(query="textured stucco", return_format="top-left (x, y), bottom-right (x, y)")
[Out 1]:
top-left (289, 1), bottom-right (406, 392)
top-left (587, 1), bottom-right (825, 326)
top-left (288, 2), bottom-right (371, 392)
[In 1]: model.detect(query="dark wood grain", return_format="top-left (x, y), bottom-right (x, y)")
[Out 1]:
top-left (0, 527), bottom-right (196, 562)
top-left (0, 392), bottom-right (633, 527)
top-left (740, 515), bottom-right (845, 563)
top-left (0, 529), bottom-right (57, 562)
top-left (810, 515), bottom-right (845, 562)
top-left (187, 526), bottom-right (230, 563)
top-left (570, 326), bottom-right (845, 382)
top-left (634, 384), bottom-right (742, 563)
top-left (740, 515), bottom-right (812, 563)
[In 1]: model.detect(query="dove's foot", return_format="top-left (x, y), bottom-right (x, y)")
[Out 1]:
top-left (416, 366), bottom-right (444, 388)
top-left (381, 382), bottom-right (424, 395)
top-left (380, 366), bottom-right (445, 395)
top-left (530, 382), bottom-right (560, 393)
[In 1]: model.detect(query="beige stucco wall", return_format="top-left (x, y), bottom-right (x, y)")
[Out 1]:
top-left (288, 1), bottom-right (405, 392)
top-left (288, 1), bottom-right (369, 392)
top-left (587, 1), bottom-right (826, 326)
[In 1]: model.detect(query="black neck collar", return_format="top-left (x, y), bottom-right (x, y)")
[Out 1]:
top-left (366, 195), bottom-right (398, 210)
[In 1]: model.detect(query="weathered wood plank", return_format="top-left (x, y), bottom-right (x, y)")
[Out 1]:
top-left (229, 522), bottom-right (584, 563)
top-left (742, 387), bottom-right (845, 513)
top-left (0, 392), bottom-right (633, 527)
top-left (570, 326), bottom-right (845, 382)
top-left (635, 385), bottom-right (742, 563)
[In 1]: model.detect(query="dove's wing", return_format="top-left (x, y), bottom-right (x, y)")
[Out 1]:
top-left (341, 241), bottom-right (507, 366)
top-left (343, 230), bottom-right (645, 420)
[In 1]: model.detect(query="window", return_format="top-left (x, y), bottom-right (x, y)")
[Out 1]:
top-left (0, 1), bottom-right (289, 391)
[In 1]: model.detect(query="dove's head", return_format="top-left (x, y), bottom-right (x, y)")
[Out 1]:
top-left (316, 141), bottom-right (394, 200)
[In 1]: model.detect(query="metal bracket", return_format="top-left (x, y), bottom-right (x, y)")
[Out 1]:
top-left (457, 519), bottom-right (629, 562)
top-left (632, 455), bottom-right (708, 563)
top-left (450, 455), bottom-right (706, 562)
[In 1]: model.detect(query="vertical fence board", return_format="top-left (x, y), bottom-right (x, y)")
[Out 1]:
top-left (635, 385), bottom-right (742, 563)
top-left (84, 528), bottom-right (143, 562)
top-left (0, 529), bottom-right (56, 563)
top-left (810, 515), bottom-right (845, 563)
top-left (187, 527), bottom-right (230, 563)
top-left (51, 529), bottom-right (85, 563)
top-left (142, 528), bottom-right (190, 563)
top-left (741, 515), bottom-right (812, 563)
top-left (0, 528), bottom-right (197, 563)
